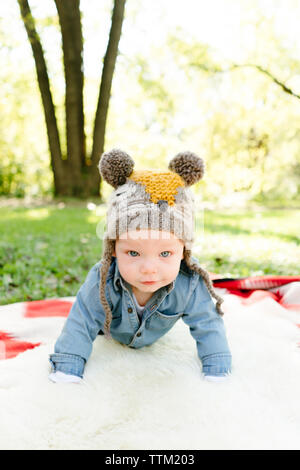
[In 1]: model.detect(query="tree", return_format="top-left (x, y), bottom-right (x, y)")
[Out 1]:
top-left (17, 0), bottom-right (126, 197)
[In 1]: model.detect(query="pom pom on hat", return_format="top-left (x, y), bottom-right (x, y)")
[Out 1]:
top-left (168, 151), bottom-right (205, 186)
top-left (99, 148), bottom-right (204, 188)
top-left (99, 148), bottom-right (135, 188)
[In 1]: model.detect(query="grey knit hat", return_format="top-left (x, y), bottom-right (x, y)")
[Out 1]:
top-left (98, 149), bottom-right (224, 336)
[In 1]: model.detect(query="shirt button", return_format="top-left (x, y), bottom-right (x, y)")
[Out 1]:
top-left (136, 332), bottom-right (142, 337)
top-left (128, 307), bottom-right (133, 313)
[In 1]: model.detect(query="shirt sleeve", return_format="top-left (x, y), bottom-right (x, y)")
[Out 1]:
top-left (182, 276), bottom-right (232, 377)
top-left (49, 263), bottom-right (107, 378)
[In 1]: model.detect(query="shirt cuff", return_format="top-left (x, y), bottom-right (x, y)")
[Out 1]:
top-left (201, 353), bottom-right (232, 377)
top-left (49, 371), bottom-right (83, 384)
top-left (49, 353), bottom-right (85, 378)
top-left (204, 375), bottom-right (229, 382)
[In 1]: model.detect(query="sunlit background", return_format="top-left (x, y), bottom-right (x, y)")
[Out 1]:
top-left (1, 0), bottom-right (300, 205)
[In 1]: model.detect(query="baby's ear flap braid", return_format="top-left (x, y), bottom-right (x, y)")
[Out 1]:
top-left (99, 238), bottom-right (115, 337)
top-left (183, 249), bottom-right (225, 316)
top-left (168, 151), bottom-right (205, 186)
top-left (98, 149), bottom-right (135, 188)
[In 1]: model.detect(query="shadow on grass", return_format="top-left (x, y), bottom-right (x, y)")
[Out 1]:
top-left (200, 211), bottom-right (300, 245)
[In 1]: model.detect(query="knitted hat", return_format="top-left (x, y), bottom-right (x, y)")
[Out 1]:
top-left (98, 149), bottom-right (224, 336)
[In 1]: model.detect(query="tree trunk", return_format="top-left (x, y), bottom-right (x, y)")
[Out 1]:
top-left (17, 0), bottom-right (69, 196)
top-left (89, 0), bottom-right (127, 195)
top-left (54, 0), bottom-right (86, 196)
top-left (18, 0), bottom-right (126, 198)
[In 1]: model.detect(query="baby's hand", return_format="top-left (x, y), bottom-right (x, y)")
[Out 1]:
top-left (48, 371), bottom-right (82, 384)
top-left (204, 375), bottom-right (229, 383)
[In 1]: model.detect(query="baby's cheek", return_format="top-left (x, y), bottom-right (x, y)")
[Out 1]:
top-left (167, 264), bottom-right (181, 280)
top-left (120, 262), bottom-right (136, 281)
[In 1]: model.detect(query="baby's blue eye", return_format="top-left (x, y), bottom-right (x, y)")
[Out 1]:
top-left (128, 251), bottom-right (139, 257)
top-left (160, 251), bottom-right (170, 257)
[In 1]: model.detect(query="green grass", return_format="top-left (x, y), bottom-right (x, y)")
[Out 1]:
top-left (0, 199), bottom-right (299, 305)
top-left (0, 203), bottom-right (105, 305)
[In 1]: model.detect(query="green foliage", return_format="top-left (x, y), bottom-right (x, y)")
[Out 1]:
top-left (0, 159), bottom-right (25, 197)
top-left (166, 29), bottom-right (300, 203)
top-left (0, 59), bottom-right (53, 197)
top-left (1, 0), bottom-right (300, 204)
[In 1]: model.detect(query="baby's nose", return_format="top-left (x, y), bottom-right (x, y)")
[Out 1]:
top-left (140, 260), bottom-right (157, 273)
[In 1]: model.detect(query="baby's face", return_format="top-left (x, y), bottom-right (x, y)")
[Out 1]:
top-left (113, 229), bottom-right (184, 301)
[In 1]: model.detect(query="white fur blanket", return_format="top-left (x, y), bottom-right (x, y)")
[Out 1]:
top-left (0, 282), bottom-right (300, 450)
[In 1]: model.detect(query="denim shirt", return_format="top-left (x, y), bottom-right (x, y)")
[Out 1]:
top-left (49, 256), bottom-right (232, 378)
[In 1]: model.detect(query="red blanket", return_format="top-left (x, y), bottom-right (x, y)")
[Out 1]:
top-left (1, 275), bottom-right (299, 360)
top-left (212, 275), bottom-right (300, 311)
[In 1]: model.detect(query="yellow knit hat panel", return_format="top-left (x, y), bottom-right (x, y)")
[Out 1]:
top-left (129, 170), bottom-right (185, 206)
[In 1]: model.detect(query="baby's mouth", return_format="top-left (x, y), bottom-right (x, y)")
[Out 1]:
top-left (140, 280), bottom-right (158, 284)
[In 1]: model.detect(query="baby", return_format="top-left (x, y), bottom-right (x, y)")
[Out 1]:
top-left (49, 149), bottom-right (232, 383)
